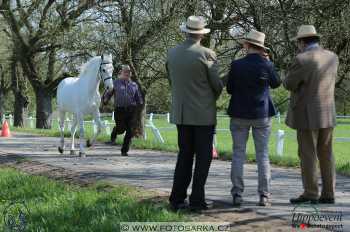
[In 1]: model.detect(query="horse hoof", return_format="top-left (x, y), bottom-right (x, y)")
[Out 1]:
top-left (79, 152), bottom-right (86, 158)
top-left (70, 150), bottom-right (76, 156)
top-left (86, 139), bottom-right (92, 148)
top-left (58, 147), bottom-right (64, 154)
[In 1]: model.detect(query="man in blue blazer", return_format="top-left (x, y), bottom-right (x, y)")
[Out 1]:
top-left (227, 30), bottom-right (281, 207)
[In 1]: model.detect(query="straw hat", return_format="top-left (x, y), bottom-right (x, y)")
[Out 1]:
top-left (292, 25), bottom-right (321, 40)
top-left (241, 30), bottom-right (269, 50)
top-left (180, 16), bottom-right (210, 34)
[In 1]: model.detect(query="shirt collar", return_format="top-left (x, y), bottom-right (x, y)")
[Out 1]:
top-left (303, 43), bottom-right (319, 52)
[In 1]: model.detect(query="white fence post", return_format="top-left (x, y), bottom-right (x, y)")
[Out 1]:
top-left (276, 129), bottom-right (285, 156)
top-left (92, 120), bottom-right (98, 134)
top-left (28, 116), bottom-right (35, 129)
top-left (167, 113), bottom-right (170, 123)
top-left (277, 112), bottom-right (281, 124)
top-left (66, 117), bottom-right (72, 131)
top-left (148, 121), bottom-right (164, 143)
top-left (112, 111), bottom-right (115, 121)
top-left (104, 120), bottom-right (111, 135)
top-left (147, 113), bottom-right (164, 143)
top-left (8, 114), bottom-right (13, 126)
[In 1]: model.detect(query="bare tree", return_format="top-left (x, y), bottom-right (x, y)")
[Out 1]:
top-left (0, 0), bottom-right (110, 128)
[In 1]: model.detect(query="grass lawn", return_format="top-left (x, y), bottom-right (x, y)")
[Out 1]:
top-left (12, 115), bottom-right (350, 176)
top-left (0, 168), bottom-right (185, 231)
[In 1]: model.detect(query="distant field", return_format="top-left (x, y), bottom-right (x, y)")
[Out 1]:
top-left (12, 115), bottom-right (350, 176)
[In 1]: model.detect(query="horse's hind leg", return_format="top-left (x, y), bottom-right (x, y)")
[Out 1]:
top-left (58, 110), bottom-right (66, 154)
top-left (70, 114), bottom-right (78, 155)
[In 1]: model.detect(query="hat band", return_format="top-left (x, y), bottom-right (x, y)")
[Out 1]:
top-left (186, 25), bottom-right (205, 31)
top-left (245, 38), bottom-right (264, 45)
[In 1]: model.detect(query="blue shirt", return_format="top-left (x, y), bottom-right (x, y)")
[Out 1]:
top-left (104, 79), bottom-right (143, 107)
top-left (226, 53), bottom-right (281, 119)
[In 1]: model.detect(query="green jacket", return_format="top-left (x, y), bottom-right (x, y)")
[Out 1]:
top-left (166, 38), bottom-right (223, 125)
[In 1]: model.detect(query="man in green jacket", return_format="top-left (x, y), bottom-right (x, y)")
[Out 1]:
top-left (166, 15), bottom-right (223, 211)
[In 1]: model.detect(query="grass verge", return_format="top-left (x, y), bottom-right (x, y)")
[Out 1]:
top-left (0, 167), bottom-right (185, 232)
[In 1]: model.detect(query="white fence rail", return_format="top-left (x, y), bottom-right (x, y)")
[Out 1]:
top-left (2, 113), bottom-right (350, 156)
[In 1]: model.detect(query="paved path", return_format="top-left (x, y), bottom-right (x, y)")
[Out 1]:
top-left (0, 133), bottom-right (349, 230)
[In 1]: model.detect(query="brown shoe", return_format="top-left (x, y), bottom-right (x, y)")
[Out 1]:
top-left (319, 197), bottom-right (335, 204)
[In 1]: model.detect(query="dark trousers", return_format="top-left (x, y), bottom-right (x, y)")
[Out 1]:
top-left (111, 107), bottom-right (136, 153)
top-left (169, 125), bottom-right (214, 206)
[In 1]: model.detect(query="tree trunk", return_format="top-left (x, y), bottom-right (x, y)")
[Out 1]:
top-left (35, 89), bottom-right (52, 129)
top-left (13, 91), bottom-right (27, 127)
top-left (133, 103), bottom-right (146, 138)
top-left (0, 91), bottom-right (4, 123)
top-left (10, 55), bottom-right (28, 127)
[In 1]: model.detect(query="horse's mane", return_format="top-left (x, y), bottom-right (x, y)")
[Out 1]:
top-left (78, 56), bottom-right (101, 78)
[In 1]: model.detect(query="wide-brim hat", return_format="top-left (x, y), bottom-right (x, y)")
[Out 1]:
top-left (180, 16), bottom-right (210, 34)
top-left (292, 25), bottom-right (321, 40)
top-left (240, 30), bottom-right (269, 50)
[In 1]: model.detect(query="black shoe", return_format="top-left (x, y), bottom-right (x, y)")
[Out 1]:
top-left (232, 194), bottom-right (243, 207)
top-left (170, 202), bottom-right (189, 211)
top-left (189, 201), bottom-right (213, 212)
top-left (319, 197), bottom-right (335, 204)
top-left (290, 195), bottom-right (318, 204)
top-left (121, 152), bottom-right (128, 156)
top-left (258, 195), bottom-right (271, 207)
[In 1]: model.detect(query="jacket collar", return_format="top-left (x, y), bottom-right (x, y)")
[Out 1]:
top-left (246, 53), bottom-right (263, 59)
top-left (185, 38), bottom-right (201, 45)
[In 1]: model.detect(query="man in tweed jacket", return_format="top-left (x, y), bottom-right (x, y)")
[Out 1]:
top-left (284, 25), bottom-right (339, 204)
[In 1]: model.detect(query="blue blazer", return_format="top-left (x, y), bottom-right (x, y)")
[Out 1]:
top-left (226, 53), bottom-right (281, 119)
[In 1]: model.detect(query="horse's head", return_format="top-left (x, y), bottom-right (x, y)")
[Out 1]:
top-left (99, 54), bottom-right (114, 91)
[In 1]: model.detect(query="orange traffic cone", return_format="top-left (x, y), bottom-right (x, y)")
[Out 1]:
top-left (1, 120), bottom-right (10, 137)
top-left (212, 144), bottom-right (218, 159)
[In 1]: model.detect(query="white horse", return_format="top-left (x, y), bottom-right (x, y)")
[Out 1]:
top-left (56, 54), bottom-right (114, 157)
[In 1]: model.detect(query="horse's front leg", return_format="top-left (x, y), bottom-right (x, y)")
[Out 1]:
top-left (86, 110), bottom-right (102, 147)
top-left (78, 115), bottom-right (86, 158)
top-left (70, 115), bottom-right (78, 156)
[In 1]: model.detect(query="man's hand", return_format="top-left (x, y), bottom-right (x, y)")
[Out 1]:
top-left (102, 90), bottom-right (111, 105)
top-left (261, 51), bottom-right (270, 61)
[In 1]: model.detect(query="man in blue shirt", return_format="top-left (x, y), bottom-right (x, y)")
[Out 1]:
top-left (227, 30), bottom-right (281, 207)
top-left (103, 65), bottom-right (143, 156)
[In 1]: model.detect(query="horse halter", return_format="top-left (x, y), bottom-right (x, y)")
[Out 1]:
top-left (98, 60), bottom-right (113, 88)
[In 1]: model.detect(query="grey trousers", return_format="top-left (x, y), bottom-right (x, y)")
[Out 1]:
top-left (230, 117), bottom-right (272, 197)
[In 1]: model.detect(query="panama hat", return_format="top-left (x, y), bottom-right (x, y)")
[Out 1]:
top-left (241, 30), bottom-right (269, 50)
top-left (292, 25), bottom-right (321, 40)
top-left (180, 16), bottom-right (210, 34)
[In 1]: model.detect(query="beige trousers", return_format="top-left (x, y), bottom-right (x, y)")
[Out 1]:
top-left (297, 128), bottom-right (336, 199)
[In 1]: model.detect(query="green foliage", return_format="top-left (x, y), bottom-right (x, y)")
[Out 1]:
top-left (1, 0), bottom-right (350, 120)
